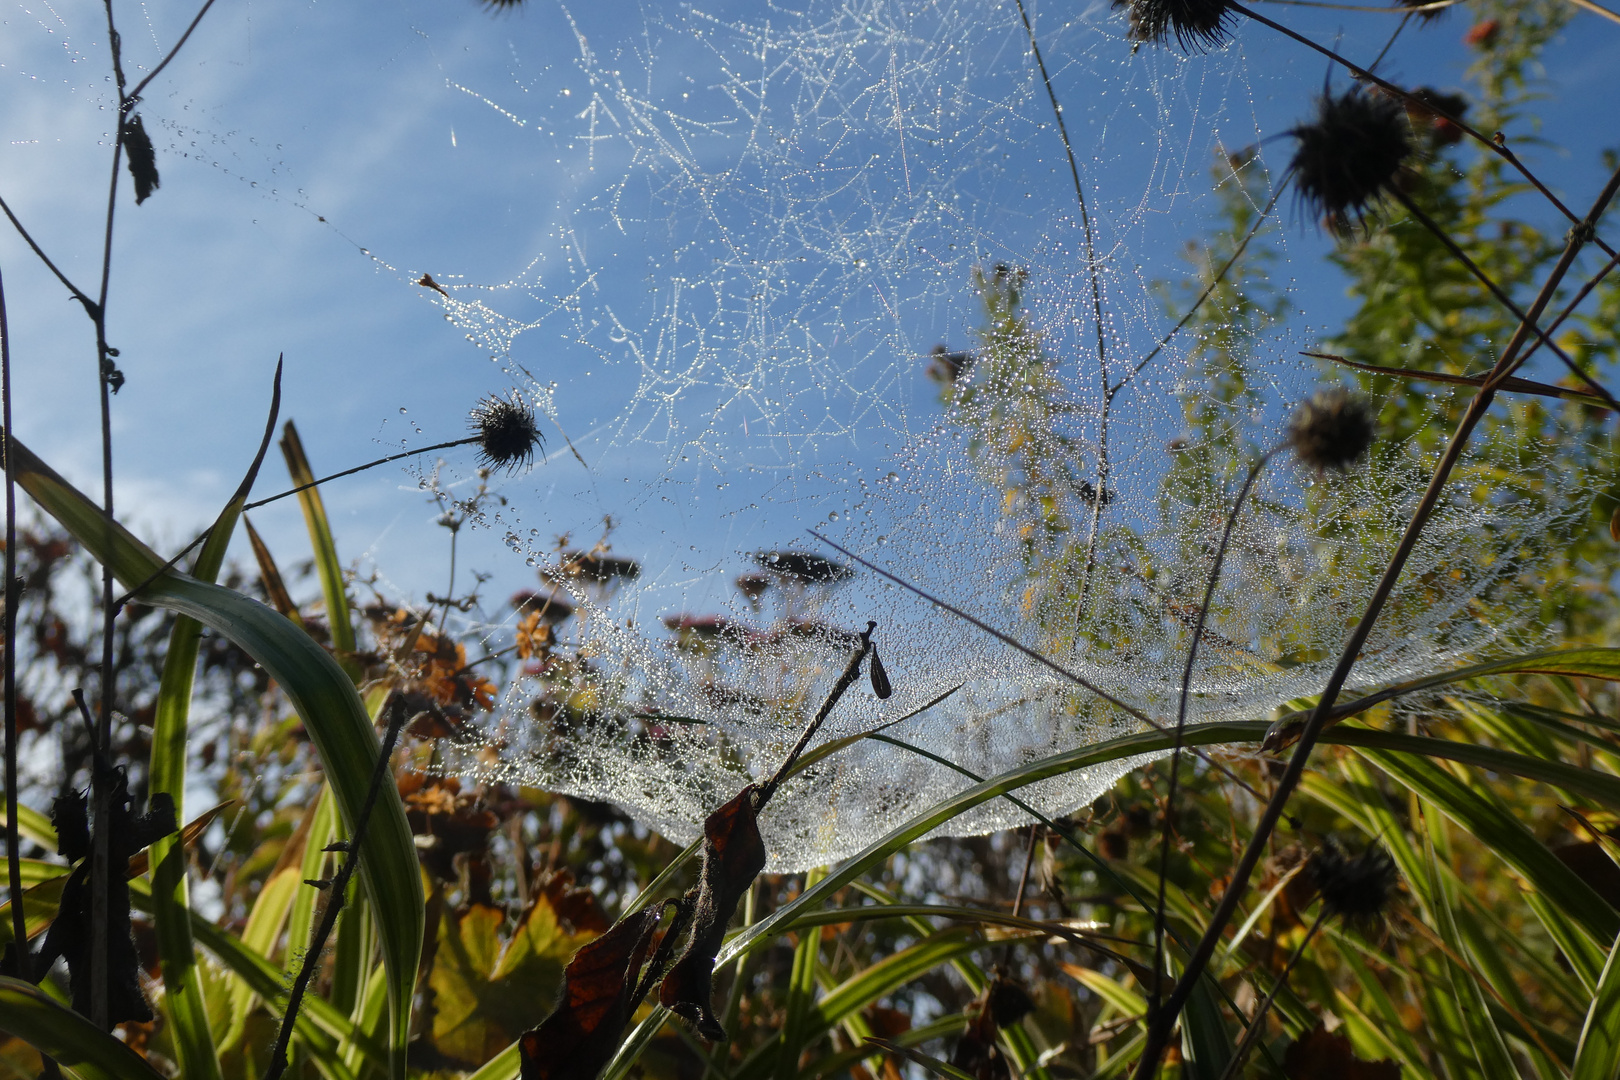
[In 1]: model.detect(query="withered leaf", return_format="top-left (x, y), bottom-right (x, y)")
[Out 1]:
top-left (519, 906), bottom-right (661, 1080)
top-left (658, 784), bottom-right (766, 1041)
top-left (949, 974), bottom-right (1030, 1080)
top-left (34, 772), bottom-right (176, 1026)
top-left (120, 114), bottom-right (160, 205)
top-left (1282, 1024), bottom-right (1400, 1080)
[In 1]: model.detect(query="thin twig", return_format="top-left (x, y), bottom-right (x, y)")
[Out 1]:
top-left (1, 263), bottom-right (25, 975)
top-left (755, 622), bottom-right (876, 811)
top-left (89, 42), bottom-right (126, 1032)
top-left (807, 531), bottom-right (1272, 803)
top-left (0, 196), bottom-right (97, 317)
top-left (1255, 0), bottom-right (1459, 10)
top-left (125, 0), bottom-right (220, 103)
top-left (1151, 447), bottom-right (1279, 1017)
top-left (1511, 247), bottom-right (1620, 372)
top-left (244, 437), bottom-right (474, 511)
top-left (1131, 161), bottom-right (1620, 1079)
top-left (264, 693), bottom-right (409, 1080)
top-left (1010, 0), bottom-right (1115, 615)
top-left (1389, 189), bottom-right (1619, 410)
top-left (1307, 350), bottom-right (1613, 411)
top-left (1367, 10), bottom-right (1412, 73)
top-left (1215, 910), bottom-right (1325, 1080)
top-left (1230, 0), bottom-right (1618, 262)
top-left (1114, 169), bottom-right (1293, 392)
top-left (1563, 0), bottom-right (1620, 24)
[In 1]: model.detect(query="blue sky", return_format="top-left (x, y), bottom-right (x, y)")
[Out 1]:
top-left (1, 0), bottom-right (1615, 638)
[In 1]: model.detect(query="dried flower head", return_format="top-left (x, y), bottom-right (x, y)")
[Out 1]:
top-left (1306, 840), bottom-right (1399, 927)
top-left (1287, 389), bottom-right (1375, 473)
top-left (1290, 88), bottom-right (1413, 228)
top-left (470, 391), bottom-right (543, 474)
top-left (1118, 0), bottom-right (1236, 52)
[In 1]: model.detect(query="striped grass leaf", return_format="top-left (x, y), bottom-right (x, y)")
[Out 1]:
top-left (6, 433), bottom-right (421, 1080)
top-left (1419, 824), bottom-right (1522, 1077)
top-left (0, 976), bottom-right (167, 1080)
top-left (863, 1037), bottom-right (980, 1080)
top-left (223, 866), bottom-right (302, 1050)
top-left (1356, 745), bottom-right (1620, 944)
top-left (0, 798), bottom-right (56, 850)
top-left (1571, 928), bottom-right (1620, 1080)
top-left (277, 422), bottom-right (356, 657)
top-left (1176, 953), bottom-right (1234, 1080)
top-left (147, 460), bottom-right (250, 1080)
top-left (776, 869), bottom-right (825, 1080)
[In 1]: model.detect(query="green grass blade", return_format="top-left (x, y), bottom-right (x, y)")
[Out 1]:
top-left (1421, 827), bottom-right (1521, 1078)
top-left (776, 869), bottom-right (825, 1080)
top-left (279, 421), bottom-right (355, 656)
top-left (0, 798), bottom-right (57, 850)
top-left (1572, 929), bottom-right (1620, 1080)
top-left (1357, 746), bottom-right (1620, 944)
top-left (224, 866), bottom-right (302, 1048)
top-left (0, 976), bottom-right (167, 1080)
top-left (1177, 955), bottom-right (1234, 1080)
top-left (8, 433), bottom-right (421, 1080)
top-left (147, 481), bottom-right (244, 1080)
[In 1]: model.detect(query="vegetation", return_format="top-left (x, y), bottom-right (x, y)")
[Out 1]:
top-left (3, 0), bottom-right (1620, 1077)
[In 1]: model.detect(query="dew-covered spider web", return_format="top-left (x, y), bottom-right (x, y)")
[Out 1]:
top-left (401, 0), bottom-right (1596, 870)
top-left (2, 0), bottom-right (1587, 871)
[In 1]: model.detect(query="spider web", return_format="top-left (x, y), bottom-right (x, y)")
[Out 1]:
top-left (417, 1), bottom-right (1586, 870)
top-left (0, 0), bottom-right (1586, 871)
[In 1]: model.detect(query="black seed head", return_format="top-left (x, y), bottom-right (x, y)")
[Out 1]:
top-left (1290, 88), bottom-right (1413, 229)
top-left (1118, 0), bottom-right (1236, 52)
top-left (1306, 840), bottom-right (1399, 927)
top-left (470, 391), bottom-right (543, 474)
top-left (1287, 388), bottom-right (1375, 473)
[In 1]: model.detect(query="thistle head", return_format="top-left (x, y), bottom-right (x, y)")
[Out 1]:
top-left (1290, 88), bottom-right (1413, 229)
top-left (1306, 839), bottom-right (1399, 928)
top-left (1287, 388), bottom-right (1375, 473)
top-left (1118, 0), bottom-right (1236, 52)
top-left (470, 391), bottom-right (543, 474)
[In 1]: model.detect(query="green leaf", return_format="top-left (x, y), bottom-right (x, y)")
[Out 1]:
top-left (1572, 928), bottom-right (1620, 1080)
top-left (7, 433), bottom-right (422, 1080)
top-left (1178, 955), bottom-right (1234, 1080)
top-left (0, 798), bottom-right (57, 850)
top-left (278, 421), bottom-right (356, 657)
top-left (776, 868), bottom-right (825, 1080)
top-left (0, 976), bottom-right (167, 1080)
top-left (1356, 745), bottom-right (1620, 945)
top-left (147, 453), bottom-right (250, 1080)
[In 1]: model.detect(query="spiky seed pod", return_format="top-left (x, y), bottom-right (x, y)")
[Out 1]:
top-left (470, 391), bottom-right (543, 474)
top-left (1289, 88), bottom-right (1413, 228)
top-left (1287, 389), bottom-right (1375, 473)
top-left (1305, 840), bottom-right (1399, 928)
top-left (1118, 0), bottom-right (1236, 53)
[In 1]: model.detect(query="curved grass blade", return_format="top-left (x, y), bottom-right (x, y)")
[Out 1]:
top-left (0, 975), bottom-right (166, 1080)
top-left (1572, 927), bottom-right (1620, 1080)
top-left (279, 421), bottom-right (355, 657)
top-left (0, 798), bottom-right (56, 850)
top-left (7, 433), bottom-right (421, 1080)
top-left (145, 367), bottom-right (276, 1080)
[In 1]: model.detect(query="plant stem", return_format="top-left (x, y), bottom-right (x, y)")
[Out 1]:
top-left (755, 622), bottom-right (876, 811)
top-left (0, 263), bottom-right (25, 976)
top-left (1151, 447), bottom-right (1279, 1011)
top-left (1130, 160), bottom-right (1620, 1079)
top-left (264, 693), bottom-right (409, 1080)
top-left (1215, 910), bottom-right (1325, 1080)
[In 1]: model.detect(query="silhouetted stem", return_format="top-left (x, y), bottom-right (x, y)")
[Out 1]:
top-left (264, 694), bottom-right (409, 1080)
top-left (1, 264), bottom-right (25, 975)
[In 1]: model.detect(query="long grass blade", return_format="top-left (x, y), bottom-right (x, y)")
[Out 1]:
top-left (7, 432), bottom-right (422, 1080)
top-left (0, 975), bottom-right (167, 1080)
top-left (1572, 927), bottom-right (1620, 1080)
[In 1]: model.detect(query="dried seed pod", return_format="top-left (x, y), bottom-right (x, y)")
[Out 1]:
top-left (470, 391), bottom-right (544, 474)
top-left (1118, 0), bottom-right (1236, 53)
top-left (1305, 839), bottom-right (1399, 928)
top-left (1289, 88), bottom-right (1413, 228)
top-left (869, 645), bottom-right (892, 699)
top-left (121, 113), bottom-right (161, 205)
top-left (1287, 389), bottom-right (1375, 474)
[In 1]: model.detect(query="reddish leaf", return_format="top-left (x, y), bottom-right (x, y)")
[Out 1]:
top-left (1282, 1024), bottom-right (1400, 1080)
top-left (658, 785), bottom-right (766, 1041)
top-left (519, 906), bottom-right (662, 1080)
